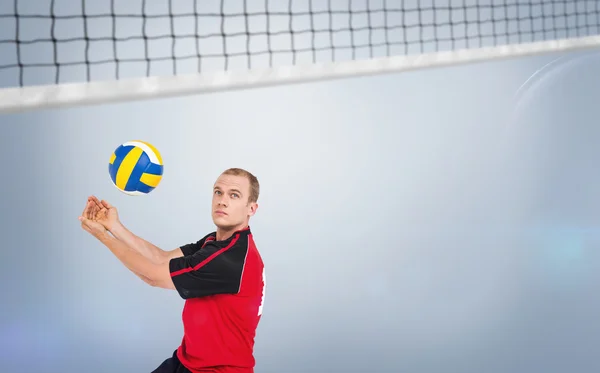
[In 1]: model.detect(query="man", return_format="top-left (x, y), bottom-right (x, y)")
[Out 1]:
top-left (79, 168), bottom-right (266, 373)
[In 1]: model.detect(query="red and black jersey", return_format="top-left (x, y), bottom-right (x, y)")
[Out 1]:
top-left (168, 227), bottom-right (265, 373)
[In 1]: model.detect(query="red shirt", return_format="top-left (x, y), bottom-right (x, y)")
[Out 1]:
top-left (169, 227), bottom-right (265, 373)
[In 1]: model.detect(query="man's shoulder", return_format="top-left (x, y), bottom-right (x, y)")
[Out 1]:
top-left (179, 231), bottom-right (217, 256)
top-left (219, 227), bottom-right (253, 245)
top-left (196, 227), bottom-right (258, 253)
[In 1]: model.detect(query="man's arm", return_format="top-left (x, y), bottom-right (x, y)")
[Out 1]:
top-left (105, 223), bottom-right (213, 286)
top-left (108, 222), bottom-right (184, 265)
top-left (90, 197), bottom-right (182, 264)
top-left (168, 235), bottom-right (250, 299)
top-left (132, 271), bottom-right (156, 286)
top-left (97, 231), bottom-right (176, 290)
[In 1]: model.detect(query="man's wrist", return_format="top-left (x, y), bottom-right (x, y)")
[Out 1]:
top-left (107, 220), bottom-right (125, 236)
top-left (97, 230), bottom-right (114, 245)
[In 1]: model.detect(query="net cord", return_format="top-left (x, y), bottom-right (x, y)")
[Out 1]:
top-left (1, 35), bottom-right (599, 114)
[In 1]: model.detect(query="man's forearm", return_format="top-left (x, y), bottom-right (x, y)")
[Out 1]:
top-left (108, 222), bottom-right (166, 264)
top-left (97, 231), bottom-right (174, 289)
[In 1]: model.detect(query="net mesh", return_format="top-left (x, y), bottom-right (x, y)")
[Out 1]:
top-left (1, 0), bottom-right (600, 90)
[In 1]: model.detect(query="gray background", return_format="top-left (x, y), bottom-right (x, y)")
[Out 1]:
top-left (1, 1), bottom-right (600, 372)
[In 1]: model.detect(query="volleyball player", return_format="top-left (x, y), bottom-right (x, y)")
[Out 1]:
top-left (79, 168), bottom-right (266, 373)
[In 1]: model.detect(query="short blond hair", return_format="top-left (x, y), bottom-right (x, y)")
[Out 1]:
top-left (221, 168), bottom-right (260, 203)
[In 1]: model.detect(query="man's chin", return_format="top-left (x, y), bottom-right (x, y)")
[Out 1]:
top-left (212, 216), bottom-right (235, 229)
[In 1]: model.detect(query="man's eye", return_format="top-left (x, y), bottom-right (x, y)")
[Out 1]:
top-left (232, 193), bottom-right (239, 198)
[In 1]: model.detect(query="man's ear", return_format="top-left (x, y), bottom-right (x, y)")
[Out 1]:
top-left (248, 202), bottom-right (259, 216)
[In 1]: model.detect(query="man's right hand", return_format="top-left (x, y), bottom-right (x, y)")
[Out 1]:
top-left (89, 195), bottom-right (120, 231)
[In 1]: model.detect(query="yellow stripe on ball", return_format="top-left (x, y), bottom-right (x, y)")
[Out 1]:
top-left (116, 146), bottom-right (144, 190)
top-left (140, 173), bottom-right (162, 188)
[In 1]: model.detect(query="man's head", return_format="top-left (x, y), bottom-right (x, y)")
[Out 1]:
top-left (211, 168), bottom-right (260, 234)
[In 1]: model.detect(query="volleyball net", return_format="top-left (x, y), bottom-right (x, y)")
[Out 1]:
top-left (1, 0), bottom-right (600, 113)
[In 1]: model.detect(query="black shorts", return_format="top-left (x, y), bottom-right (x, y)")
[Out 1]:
top-left (152, 350), bottom-right (191, 373)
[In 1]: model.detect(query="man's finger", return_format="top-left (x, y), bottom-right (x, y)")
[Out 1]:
top-left (94, 207), bottom-right (107, 221)
top-left (80, 216), bottom-right (105, 237)
top-left (91, 196), bottom-right (103, 208)
top-left (79, 216), bottom-right (90, 231)
top-left (87, 201), bottom-right (96, 220)
top-left (81, 200), bottom-right (90, 217)
top-left (101, 200), bottom-right (113, 209)
top-left (83, 201), bottom-right (94, 219)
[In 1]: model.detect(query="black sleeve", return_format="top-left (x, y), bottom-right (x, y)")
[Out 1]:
top-left (168, 238), bottom-right (249, 299)
top-left (179, 232), bottom-right (215, 256)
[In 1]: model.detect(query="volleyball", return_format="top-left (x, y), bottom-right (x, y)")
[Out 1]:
top-left (108, 140), bottom-right (164, 196)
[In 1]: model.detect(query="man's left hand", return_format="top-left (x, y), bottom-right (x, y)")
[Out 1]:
top-left (79, 199), bottom-right (108, 239)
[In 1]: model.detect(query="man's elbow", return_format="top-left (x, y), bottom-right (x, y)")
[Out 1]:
top-left (143, 277), bottom-right (157, 287)
top-left (143, 262), bottom-right (176, 290)
top-left (150, 269), bottom-right (176, 290)
top-left (151, 278), bottom-right (176, 290)
top-left (140, 275), bottom-right (170, 289)
top-left (137, 274), bottom-right (160, 288)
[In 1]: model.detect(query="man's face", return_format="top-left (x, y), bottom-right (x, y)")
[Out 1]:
top-left (212, 173), bottom-right (257, 230)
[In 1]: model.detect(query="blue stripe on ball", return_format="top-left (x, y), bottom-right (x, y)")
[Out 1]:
top-left (109, 145), bottom-right (134, 185)
top-left (125, 150), bottom-right (151, 192)
top-left (145, 163), bottom-right (164, 176)
top-left (137, 182), bottom-right (155, 194)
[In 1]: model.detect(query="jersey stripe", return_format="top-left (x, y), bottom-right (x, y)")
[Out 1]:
top-left (170, 234), bottom-right (240, 277)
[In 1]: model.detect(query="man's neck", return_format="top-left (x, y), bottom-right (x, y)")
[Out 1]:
top-left (216, 224), bottom-right (248, 241)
